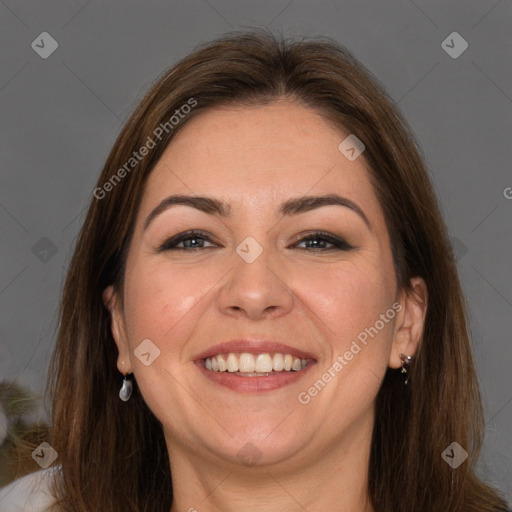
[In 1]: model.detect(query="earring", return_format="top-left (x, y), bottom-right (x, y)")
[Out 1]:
top-left (119, 373), bottom-right (133, 401)
top-left (399, 353), bottom-right (414, 385)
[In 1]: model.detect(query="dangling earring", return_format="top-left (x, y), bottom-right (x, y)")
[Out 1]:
top-left (119, 373), bottom-right (133, 401)
top-left (399, 353), bottom-right (414, 385)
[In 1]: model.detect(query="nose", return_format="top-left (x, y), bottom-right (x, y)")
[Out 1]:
top-left (217, 243), bottom-right (294, 321)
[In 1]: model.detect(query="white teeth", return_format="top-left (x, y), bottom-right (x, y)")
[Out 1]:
top-left (255, 353), bottom-right (273, 373)
top-left (233, 372), bottom-right (272, 377)
top-left (272, 353), bottom-right (284, 371)
top-left (204, 352), bottom-right (310, 374)
top-left (239, 353), bottom-right (256, 372)
top-left (227, 353), bottom-right (239, 372)
top-left (217, 354), bottom-right (227, 372)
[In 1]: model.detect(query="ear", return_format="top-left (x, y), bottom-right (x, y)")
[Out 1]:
top-left (388, 276), bottom-right (428, 369)
top-left (102, 285), bottom-right (132, 375)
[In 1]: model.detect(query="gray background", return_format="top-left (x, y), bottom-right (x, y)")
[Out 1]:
top-left (0, 0), bottom-right (511, 504)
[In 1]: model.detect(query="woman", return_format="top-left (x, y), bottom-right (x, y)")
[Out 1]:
top-left (0, 29), bottom-right (509, 511)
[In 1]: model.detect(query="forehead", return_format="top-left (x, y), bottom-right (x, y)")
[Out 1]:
top-left (140, 102), bottom-right (380, 220)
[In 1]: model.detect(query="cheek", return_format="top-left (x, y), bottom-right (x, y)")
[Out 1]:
top-left (292, 264), bottom-right (395, 434)
top-left (120, 261), bottom-right (219, 419)
top-left (301, 263), bottom-right (393, 334)
top-left (122, 260), bottom-right (208, 350)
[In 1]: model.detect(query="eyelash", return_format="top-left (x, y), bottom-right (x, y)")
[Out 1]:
top-left (156, 230), bottom-right (354, 253)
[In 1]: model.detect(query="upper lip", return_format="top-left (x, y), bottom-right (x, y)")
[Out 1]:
top-left (193, 339), bottom-right (317, 361)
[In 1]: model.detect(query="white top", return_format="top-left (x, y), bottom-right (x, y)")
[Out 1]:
top-left (0, 466), bottom-right (60, 512)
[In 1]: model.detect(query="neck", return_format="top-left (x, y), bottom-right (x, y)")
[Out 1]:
top-left (167, 410), bottom-right (375, 512)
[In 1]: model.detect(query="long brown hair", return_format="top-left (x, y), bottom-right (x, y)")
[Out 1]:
top-left (45, 29), bottom-right (509, 511)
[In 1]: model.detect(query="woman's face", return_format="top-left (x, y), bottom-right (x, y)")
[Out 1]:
top-left (107, 101), bottom-right (422, 470)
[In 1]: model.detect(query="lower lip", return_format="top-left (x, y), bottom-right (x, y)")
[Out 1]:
top-left (194, 360), bottom-right (316, 392)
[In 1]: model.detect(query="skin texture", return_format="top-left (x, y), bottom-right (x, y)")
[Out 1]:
top-left (103, 101), bottom-right (428, 512)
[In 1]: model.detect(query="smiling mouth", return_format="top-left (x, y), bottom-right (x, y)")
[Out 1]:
top-left (203, 352), bottom-right (311, 376)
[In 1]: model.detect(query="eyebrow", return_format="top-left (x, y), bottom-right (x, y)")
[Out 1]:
top-left (143, 193), bottom-right (372, 231)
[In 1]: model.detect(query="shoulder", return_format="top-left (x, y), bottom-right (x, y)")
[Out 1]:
top-left (0, 465), bottom-right (61, 512)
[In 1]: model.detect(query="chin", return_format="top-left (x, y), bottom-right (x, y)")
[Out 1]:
top-left (197, 420), bottom-right (310, 469)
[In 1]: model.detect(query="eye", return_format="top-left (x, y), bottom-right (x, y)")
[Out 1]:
top-left (156, 230), bottom-right (217, 251)
top-left (156, 229), bottom-right (355, 253)
top-left (293, 231), bottom-right (354, 252)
